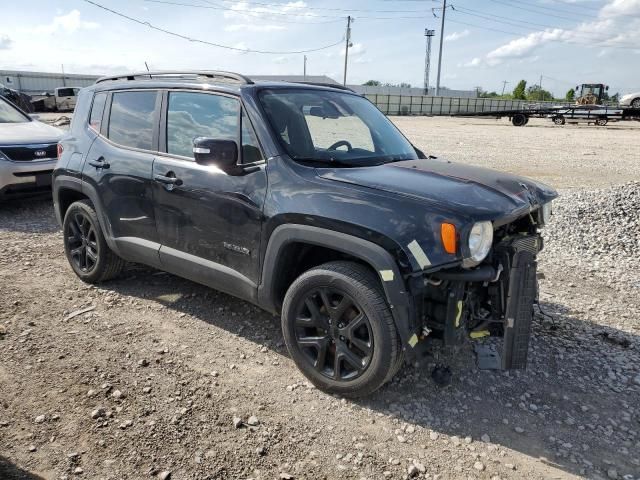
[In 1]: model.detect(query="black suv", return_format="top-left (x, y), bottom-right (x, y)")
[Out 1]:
top-left (53, 71), bottom-right (557, 397)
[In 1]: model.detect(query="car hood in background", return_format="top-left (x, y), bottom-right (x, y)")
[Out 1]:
top-left (0, 120), bottom-right (63, 145)
top-left (317, 158), bottom-right (558, 222)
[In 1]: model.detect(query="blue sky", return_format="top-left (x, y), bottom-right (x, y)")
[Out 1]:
top-left (1, 0), bottom-right (639, 97)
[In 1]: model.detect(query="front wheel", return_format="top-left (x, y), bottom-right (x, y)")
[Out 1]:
top-left (595, 117), bottom-right (608, 126)
top-left (631, 98), bottom-right (640, 108)
top-left (281, 261), bottom-right (402, 397)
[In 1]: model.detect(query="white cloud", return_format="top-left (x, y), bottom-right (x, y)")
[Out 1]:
top-left (224, 24), bottom-right (285, 32)
top-left (445, 30), bottom-right (469, 42)
top-left (0, 34), bottom-right (12, 50)
top-left (223, 1), bottom-right (312, 22)
top-left (29, 10), bottom-right (99, 35)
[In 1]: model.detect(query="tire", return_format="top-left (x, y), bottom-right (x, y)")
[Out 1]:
top-left (631, 98), bottom-right (640, 108)
top-left (512, 113), bottom-right (528, 127)
top-left (595, 117), bottom-right (608, 126)
top-left (62, 200), bottom-right (125, 283)
top-left (552, 116), bottom-right (565, 125)
top-left (281, 261), bottom-right (401, 397)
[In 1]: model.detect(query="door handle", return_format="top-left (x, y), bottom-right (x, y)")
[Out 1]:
top-left (88, 156), bottom-right (110, 169)
top-left (154, 174), bottom-right (183, 186)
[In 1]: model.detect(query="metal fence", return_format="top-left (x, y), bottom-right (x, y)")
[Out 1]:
top-left (0, 70), bottom-right (100, 95)
top-left (364, 94), bottom-right (566, 116)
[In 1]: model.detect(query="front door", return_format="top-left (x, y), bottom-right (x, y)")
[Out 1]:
top-left (152, 90), bottom-right (267, 301)
top-left (82, 89), bottom-right (162, 266)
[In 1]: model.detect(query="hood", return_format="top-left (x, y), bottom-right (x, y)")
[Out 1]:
top-left (317, 158), bottom-right (558, 223)
top-left (0, 120), bottom-right (63, 145)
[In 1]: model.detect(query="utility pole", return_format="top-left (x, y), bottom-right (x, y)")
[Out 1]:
top-left (501, 80), bottom-right (509, 96)
top-left (539, 74), bottom-right (543, 101)
top-left (61, 64), bottom-right (66, 86)
top-left (435, 0), bottom-right (446, 96)
top-left (343, 15), bottom-right (352, 86)
top-left (303, 55), bottom-right (307, 80)
top-left (424, 29), bottom-right (435, 95)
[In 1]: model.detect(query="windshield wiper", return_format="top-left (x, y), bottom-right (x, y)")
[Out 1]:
top-left (294, 156), bottom-right (364, 167)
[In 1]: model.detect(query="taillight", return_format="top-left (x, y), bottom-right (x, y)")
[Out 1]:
top-left (57, 143), bottom-right (64, 160)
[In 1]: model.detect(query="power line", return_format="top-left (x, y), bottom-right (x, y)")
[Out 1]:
top-left (451, 6), bottom-right (639, 48)
top-left (501, 0), bottom-right (602, 16)
top-left (82, 0), bottom-right (345, 54)
top-left (203, 0), bottom-right (436, 14)
top-left (486, 0), bottom-right (597, 22)
top-left (144, 0), bottom-right (345, 20)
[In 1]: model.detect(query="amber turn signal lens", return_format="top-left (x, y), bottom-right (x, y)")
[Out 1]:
top-left (441, 223), bottom-right (457, 254)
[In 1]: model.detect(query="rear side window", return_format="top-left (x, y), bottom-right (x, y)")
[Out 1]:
top-left (108, 91), bottom-right (157, 150)
top-left (57, 88), bottom-right (76, 97)
top-left (88, 93), bottom-right (107, 132)
top-left (167, 91), bottom-right (239, 159)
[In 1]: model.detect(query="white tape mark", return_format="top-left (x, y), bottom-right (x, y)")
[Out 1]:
top-left (407, 240), bottom-right (431, 269)
top-left (380, 270), bottom-right (394, 282)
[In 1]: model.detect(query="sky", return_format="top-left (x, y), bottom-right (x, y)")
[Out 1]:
top-left (1, 0), bottom-right (640, 97)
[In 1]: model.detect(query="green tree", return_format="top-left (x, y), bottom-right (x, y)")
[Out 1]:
top-left (362, 80), bottom-right (381, 86)
top-left (565, 88), bottom-right (575, 102)
top-left (513, 80), bottom-right (527, 100)
top-left (526, 85), bottom-right (554, 101)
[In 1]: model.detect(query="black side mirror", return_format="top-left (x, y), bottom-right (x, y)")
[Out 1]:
top-left (193, 137), bottom-right (238, 169)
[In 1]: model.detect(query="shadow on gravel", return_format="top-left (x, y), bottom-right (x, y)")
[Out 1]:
top-left (99, 266), bottom-right (639, 479)
top-left (0, 456), bottom-right (46, 480)
top-left (0, 197), bottom-right (59, 234)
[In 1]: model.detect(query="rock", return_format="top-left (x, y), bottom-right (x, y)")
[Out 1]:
top-left (474, 461), bottom-right (485, 471)
top-left (406, 425), bottom-right (415, 434)
top-left (514, 426), bottom-right (524, 433)
top-left (407, 464), bottom-right (419, 477)
top-left (413, 461), bottom-right (426, 473)
top-left (256, 446), bottom-right (266, 456)
top-left (397, 435), bottom-right (407, 443)
top-left (91, 407), bottom-right (106, 419)
top-left (464, 436), bottom-right (472, 444)
top-left (279, 474), bottom-right (294, 480)
top-left (138, 358), bottom-right (149, 367)
top-left (232, 416), bottom-right (242, 428)
top-left (34, 415), bottom-right (46, 424)
top-left (111, 390), bottom-right (125, 400)
top-left (28, 445), bottom-right (37, 452)
top-left (0, 325), bottom-right (6, 336)
top-left (481, 434), bottom-right (491, 443)
top-left (505, 463), bottom-right (516, 470)
top-left (143, 387), bottom-right (152, 394)
top-left (607, 469), bottom-right (618, 479)
top-left (86, 389), bottom-right (97, 398)
top-left (158, 472), bottom-right (171, 480)
top-left (119, 420), bottom-right (133, 429)
top-left (247, 415), bottom-right (260, 426)
top-left (74, 467), bottom-right (84, 474)
top-left (429, 431), bottom-right (439, 441)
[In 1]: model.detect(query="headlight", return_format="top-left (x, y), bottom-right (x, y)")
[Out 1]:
top-left (539, 201), bottom-right (553, 226)
top-left (466, 221), bottom-right (493, 266)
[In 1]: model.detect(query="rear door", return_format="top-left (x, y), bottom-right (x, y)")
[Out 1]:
top-left (152, 89), bottom-right (267, 301)
top-left (82, 89), bottom-right (162, 266)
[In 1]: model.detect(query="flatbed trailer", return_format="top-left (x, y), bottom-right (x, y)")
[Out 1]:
top-left (455, 105), bottom-right (640, 127)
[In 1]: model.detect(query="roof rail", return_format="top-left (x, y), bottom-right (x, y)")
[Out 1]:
top-left (95, 70), bottom-right (253, 85)
top-left (291, 81), bottom-right (355, 92)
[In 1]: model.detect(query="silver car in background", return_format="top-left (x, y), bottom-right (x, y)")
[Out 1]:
top-left (0, 96), bottom-right (62, 200)
top-left (619, 92), bottom-right (640, 108)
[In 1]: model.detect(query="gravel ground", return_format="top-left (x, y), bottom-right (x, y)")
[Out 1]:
top-left (1, 116), bottom-right (639, 480)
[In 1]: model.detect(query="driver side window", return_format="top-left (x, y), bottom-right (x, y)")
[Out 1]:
top-left (303, 109), bottom-right (374, 151)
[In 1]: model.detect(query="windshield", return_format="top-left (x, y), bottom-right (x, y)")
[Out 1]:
top-left (259, 89), bottom-right (418, 166)
top-left (0, 97), bottom-right (29, 123)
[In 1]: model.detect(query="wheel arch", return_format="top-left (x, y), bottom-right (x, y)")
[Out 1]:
top-left (258, 224), bottom-right (416, 357)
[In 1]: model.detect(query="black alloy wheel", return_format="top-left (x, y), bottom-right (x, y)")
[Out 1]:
top-left (294, 287), bottom-right (373, 381)
top-left (66, 211), bottom-right (99, 273)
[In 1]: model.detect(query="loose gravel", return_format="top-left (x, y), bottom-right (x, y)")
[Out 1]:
top-left (1, 117), bottom-right (639, 480)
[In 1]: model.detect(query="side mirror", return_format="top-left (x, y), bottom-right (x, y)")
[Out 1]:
top-left (193, 137), bottom-right (238, 169)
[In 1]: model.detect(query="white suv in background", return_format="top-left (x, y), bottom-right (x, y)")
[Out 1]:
top-left (0, 96), bottom-right (62, 200)
top-left (619, 92), bottom-right (640, 108)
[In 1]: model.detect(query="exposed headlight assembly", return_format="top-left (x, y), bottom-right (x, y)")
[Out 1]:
top-left (464, 221), bottom-right (493, 267)
top-left (539, 201), bottom-right (553, 226)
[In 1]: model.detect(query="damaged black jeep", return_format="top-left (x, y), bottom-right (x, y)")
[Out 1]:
top-left (53, 71), bottom-right (557, 397)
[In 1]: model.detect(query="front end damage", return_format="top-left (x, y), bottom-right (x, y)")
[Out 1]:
top-left (412, 212), bottom-right (543, 371)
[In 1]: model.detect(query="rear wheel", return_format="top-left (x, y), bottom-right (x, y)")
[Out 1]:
top-left (281, 261), bottom-right (401, 397)
top-left (595, 117), bottom-right (608, 126)
top-left (512, 113), bottom-right (528, 127)
top-left (552, 116), bottom-right (565, 125)
top-left (631, 98), bottom-right (640, 108)
top-left (63, 200), bottom-right (125, 283)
